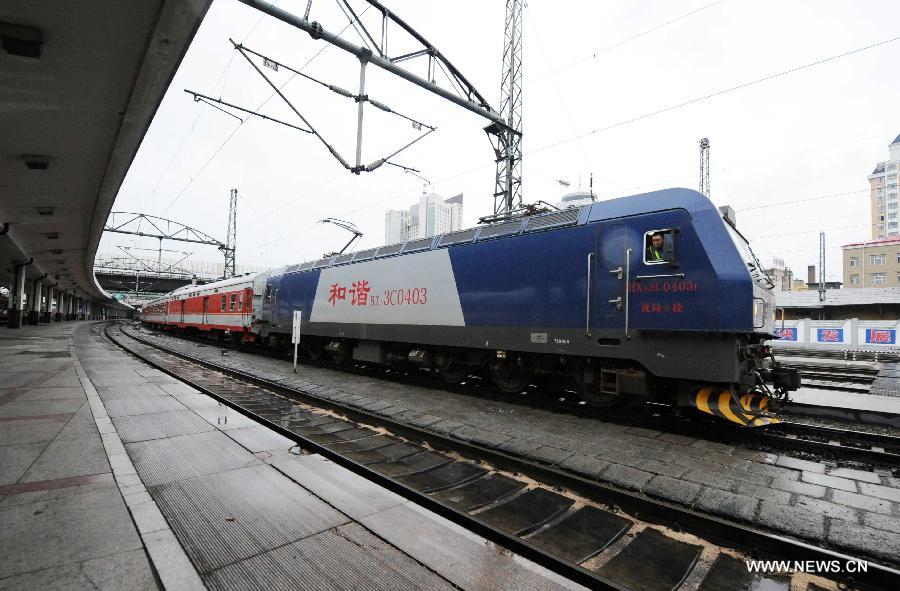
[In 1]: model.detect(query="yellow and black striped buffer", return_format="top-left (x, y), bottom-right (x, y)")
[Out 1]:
top-left (688, 387), bottom-right (780, 427)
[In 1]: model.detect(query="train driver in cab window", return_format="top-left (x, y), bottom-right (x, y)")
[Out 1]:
top-left (645, 230), bottom-right (673, 264)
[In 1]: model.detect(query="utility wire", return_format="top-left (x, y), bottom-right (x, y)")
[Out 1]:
top-left (528, 34), bottom-right (900, 157)
top-left (161, 5), bottom-right (373, 216)
top-left (529, 0), bottom-right (730, 83)
top-left (141, 5), bottom-right (274, 214)
top-left (737, 189), bottom-right (868, 212)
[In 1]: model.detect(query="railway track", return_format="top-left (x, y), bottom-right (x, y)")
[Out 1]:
top-left (127, 324), bottom-right (900, 471)
top-left (785, 363), bottom-right (879, 393)
top-left (106, 321), bottom-right (900, 590)
top-left (757, 422), bottom-right (900, 470)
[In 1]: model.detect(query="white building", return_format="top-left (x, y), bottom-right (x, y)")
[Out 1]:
top-left (869, 133), bottom-right (900, 239)
top-left (384, 193), bottom-right (463, 244)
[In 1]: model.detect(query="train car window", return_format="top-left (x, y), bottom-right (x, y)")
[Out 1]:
top-left (230, 293), bottom-right (237, 311)
top-left (220, 295), bottom-right (227, 311)
top-left (643, 229), bottom-right (676, 265)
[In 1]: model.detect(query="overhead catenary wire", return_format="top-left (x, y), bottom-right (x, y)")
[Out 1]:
top-left (140, 4), bottom-right (276, 214)
top-left (184, 7), bottom-right (898, 266)
top-left (527, 34), bottom-right (900, 157)
top-left (529, 0), bottom-right (731, 83)
top-left (160, 4), bottom-right (375, 216)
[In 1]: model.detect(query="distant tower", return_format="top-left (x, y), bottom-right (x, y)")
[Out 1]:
top-left (223, 188), bottom-right (237, 279)
top-left (490, 0), bottom-right (524, 215)
top-left (699, 138), bottom-right (710, 198)
top-left (818, 232), bottom-right (826, 302)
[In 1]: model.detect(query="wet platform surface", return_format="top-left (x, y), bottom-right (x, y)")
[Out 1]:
top-left (129, 325), bottom-right (900, 567)
top-left (0, 322), bottom-right (160, 589)
top-left (20, 322), bottom-right (582, 591)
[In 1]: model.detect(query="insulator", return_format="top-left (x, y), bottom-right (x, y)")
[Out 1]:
top-left (328, 85), bottom-right (355, 99)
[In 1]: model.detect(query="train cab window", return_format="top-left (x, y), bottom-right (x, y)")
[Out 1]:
top-left (644, 229), bottom-right (676, 265)
top-left (230, 293), bottom-right (237, 311)
top-left (220, 295), bottom-right (227, 311)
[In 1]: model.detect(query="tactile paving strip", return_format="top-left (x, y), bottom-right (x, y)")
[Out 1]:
top-left (596, 528), bottom-right (702, 591)
top-left (103, 395), bottom-right (187, 417)
top-left (203, 523), bottom-right (457, 591)
top-left (152, 464), bottom-right (349, 573)
top-left (127, 430), bottom-right (262, 487)
top-left (112, 410), bottom-right (214, 443)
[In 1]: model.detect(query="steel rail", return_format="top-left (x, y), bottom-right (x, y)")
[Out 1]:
top-left (109, 322), bottom-right (900, 589)
top-left (759, 422), bottom-right (900, 469)
top-left (129, 324), bottom-right (900, 467)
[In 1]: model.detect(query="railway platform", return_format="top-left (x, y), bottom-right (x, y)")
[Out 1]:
top-left (0, 322), bottom-right (582, 590)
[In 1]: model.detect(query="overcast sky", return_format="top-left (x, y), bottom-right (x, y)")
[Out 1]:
top-left (101, 0), bottom-right (900, 282)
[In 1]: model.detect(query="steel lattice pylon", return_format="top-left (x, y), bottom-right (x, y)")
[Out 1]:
top-left (223, 188), bottom-right (238, 279)
top-left (490, 0), bottom-right (524, 215)
top-left (699, 137), bottom-right (710, 198)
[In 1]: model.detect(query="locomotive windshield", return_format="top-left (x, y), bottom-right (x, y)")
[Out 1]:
top-left (724, 221), bottom-right (774, 289)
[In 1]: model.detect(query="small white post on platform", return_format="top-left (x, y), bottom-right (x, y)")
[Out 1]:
top-left (292, 310), bottom-right (302, 373)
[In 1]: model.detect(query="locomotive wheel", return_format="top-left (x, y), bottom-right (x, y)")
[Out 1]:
top-left (436, 351), bottom-right (468, 383)
top-left (489, 357), bottom-right (532, 393)
top-left (574, 363), bottom-right (623, 407)
top-left (326, 341), bottom-right (351, 365)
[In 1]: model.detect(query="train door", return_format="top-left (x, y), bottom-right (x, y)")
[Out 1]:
top-left (202, 296), bottom-right (209, 326)
top-left (179, 299), bottom-right (185, 324)
top-left (241, 288), bottom-right (252, 328)
top-left (595, 223), bottom-right (632, 339)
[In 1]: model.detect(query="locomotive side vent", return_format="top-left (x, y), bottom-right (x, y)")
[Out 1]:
top-left (376, 243), bottom-right (403, 258)
top-left (313, 257), bottom-right (334, 269)
top-left (333, 253), bottom-right (354, 265)
top-left (402, 237), bottom-right (434, 253)
top-left (477, 220), bottom-right (524, 240)
top-left (285, 264), bottom-right (301, 274)
top-left (352, 248), bottom-right (378, 262)
top-left (298, 261), bottom-right (315, 272)
top-left (438, 228), bottom-right (478, 247)
top-left (524, 209), bottom-right (580, 233)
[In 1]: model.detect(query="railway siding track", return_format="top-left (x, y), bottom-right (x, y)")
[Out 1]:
top-left (758, 423), bottom-right (900, 472)
top-left (107, 322), bottom-right (900, 591)
top-left (786, 363), bottom-right (879, 393)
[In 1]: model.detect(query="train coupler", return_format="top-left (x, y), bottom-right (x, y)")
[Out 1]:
top-left (680, 387), bottom-right (781, 427)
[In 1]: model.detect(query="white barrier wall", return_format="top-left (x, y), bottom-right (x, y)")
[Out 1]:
top-left (772, 318), bottom-right (899, 350)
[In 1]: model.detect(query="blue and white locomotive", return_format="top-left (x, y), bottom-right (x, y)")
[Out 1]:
top-left (239, 187), bottom-right (799, 426)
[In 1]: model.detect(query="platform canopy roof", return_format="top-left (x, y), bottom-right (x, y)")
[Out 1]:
top-left (0, 0), bottom-right (211, 305)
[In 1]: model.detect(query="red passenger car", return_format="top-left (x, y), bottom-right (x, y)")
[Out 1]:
top-left (141, 275), bottom-right (256, 341)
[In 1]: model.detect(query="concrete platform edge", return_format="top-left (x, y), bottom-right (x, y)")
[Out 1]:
top-left (69, 332), bottom-right (205, 591)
